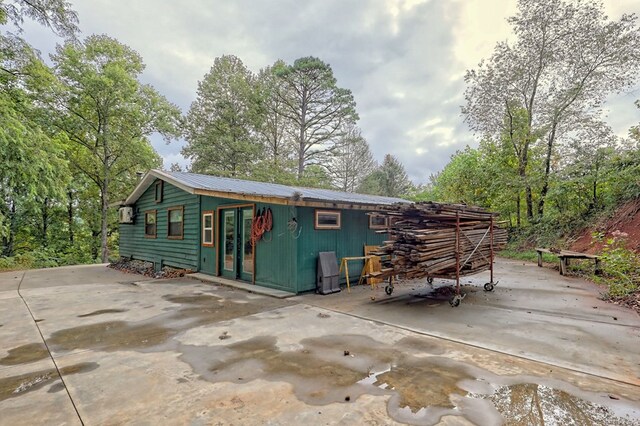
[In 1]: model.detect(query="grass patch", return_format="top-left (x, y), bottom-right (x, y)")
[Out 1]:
top-left (497, 248), bottom-right (557, 263)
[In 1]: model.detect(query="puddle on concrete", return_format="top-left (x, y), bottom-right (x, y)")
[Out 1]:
top-left (49, 321), bottom-right (174, 352)
top-left (46, 293), bottom-right (289, 354)
top-left (0, 362), bottom-right (98, 402)
top-left (0, 343), bottom-right (49, 365)
top-left (375, 357), bottom-right (472, 410)
top-left (473, 383), bottom-right (639, 426)
top-left (47, 382), bottom-right (65, 393)
top-left (163, 293), bottom-right (289, 328)
top-left (177, 333), bottom-right (640, 426)
top-left (395, 336), bottom-right (446, 355)
top-left (77, 309), bottom-right (128, 318)
top-left (186, 335), bottom-right (390, 406)
top-left (29, 290), bottom-right (640, 424)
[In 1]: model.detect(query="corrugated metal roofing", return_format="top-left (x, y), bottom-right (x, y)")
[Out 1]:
top-left (164, 171), bottom-right (409, 206)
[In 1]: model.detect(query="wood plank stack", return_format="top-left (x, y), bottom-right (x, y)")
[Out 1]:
top-left (373, 202), bottom-right (507, 280)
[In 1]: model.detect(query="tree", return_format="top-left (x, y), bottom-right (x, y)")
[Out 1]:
top-left (255, 61), bottom-right (297, 178)
top-left (50, 35), bottom-right (182, 262)
top-left (327, 125), bottom-right (376, 192)
top-left (1, 0), bottom-right (77, 255)
top-left (273, 57), bottom-right (358, 179)
top-left (1, 0), bottom-right (78, 38)
top-left (0, 94), bottom-right (68, 255)
top-left (183, 55), bottom-right (263, 177)
top-left (463, 0), bottom-right (640, 219)
top-left (359, 154), bottom-right (412, 198)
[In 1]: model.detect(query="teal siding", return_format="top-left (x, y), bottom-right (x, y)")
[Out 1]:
top-left (296, 208), bottom-right (387, 292)
top-left (254, 203), bottom-right (297, 292)
top-left (120, 177), bottom-right (386, 294)
top-left (119, 180), bottom-right (200, 270)
top-left (199, 197), bottom-right (298, 292)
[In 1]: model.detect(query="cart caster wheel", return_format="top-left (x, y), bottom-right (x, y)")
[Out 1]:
top-left (449, 295), bottom-right (462, 307)
top-left (484, 283), bottom-right (494, 292)
top-left (427, 277), bottom-right (434, 284)
top-left (385, 285), bottom-right (394, 296)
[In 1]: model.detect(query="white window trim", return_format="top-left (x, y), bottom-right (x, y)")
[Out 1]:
top-left (202, 211), bottom-right (214, 246)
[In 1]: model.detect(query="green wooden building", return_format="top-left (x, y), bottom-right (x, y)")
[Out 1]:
top-left (118, 170), bottom-right (407, 294)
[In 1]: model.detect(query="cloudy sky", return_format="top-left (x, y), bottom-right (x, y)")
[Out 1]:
top-left (19, 0), bottom-right (640, 183)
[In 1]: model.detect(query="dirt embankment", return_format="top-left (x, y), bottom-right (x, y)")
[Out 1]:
top-left (571, 198), bottom-right (640, 254)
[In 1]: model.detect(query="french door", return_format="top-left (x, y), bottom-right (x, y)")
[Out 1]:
top-left (220, 207), bottom-right (254, 281)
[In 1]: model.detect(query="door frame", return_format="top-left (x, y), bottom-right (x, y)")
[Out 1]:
top-left (215, 203), bottom-right (256, 283)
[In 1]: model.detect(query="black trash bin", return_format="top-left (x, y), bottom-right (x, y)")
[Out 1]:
top-left (317, 251), bottom-right (340, 295)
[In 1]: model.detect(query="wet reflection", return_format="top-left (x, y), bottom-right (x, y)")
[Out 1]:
top-left (477, 384), bottom-right (639, 426)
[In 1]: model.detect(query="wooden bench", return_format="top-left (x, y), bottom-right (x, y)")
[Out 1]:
top-left (535, 248), bottom-right (601, 276)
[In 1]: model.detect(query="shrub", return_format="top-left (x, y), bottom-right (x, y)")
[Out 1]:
top-left (594, 231), bottom-right (640, 298)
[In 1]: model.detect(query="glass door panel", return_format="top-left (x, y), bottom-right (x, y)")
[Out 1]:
top-left (223, 210), bottom-right (235, 273)
top-left (241, 208), bottom-right (254, 278)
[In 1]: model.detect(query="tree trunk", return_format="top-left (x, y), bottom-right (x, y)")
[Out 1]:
top-left (91, 230), bottom-right (100, 260)
top-left (68, 191), bottom-right (74, 244)
top-left (41, 198), bottom-right (49, 247)
top-left (1, 201), bottom-right (16, 257)
top-left (101, 182), bottom-right (109, 263)
top-left (516, 195), bottom-right (521, 228)
top-left (297, 87), bottom-right (308, 180)
top-left (538, 123), bottom-right (558, 217)
top-left (518, 162), bottom-right (533, 221)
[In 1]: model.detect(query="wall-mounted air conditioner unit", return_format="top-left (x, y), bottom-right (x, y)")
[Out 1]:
top-left (118, 207), bottom-right (134, 224)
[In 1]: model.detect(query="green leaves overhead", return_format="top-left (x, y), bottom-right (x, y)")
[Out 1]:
top-left (183, 55), bottom-right (369, 186)
top-left (184, 54), bottom-right (263, 177)
top-left (50, 35), bottom-right (181, 262)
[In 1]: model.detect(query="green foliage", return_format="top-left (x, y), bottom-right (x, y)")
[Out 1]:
top-left (359, 154), bottom-right (412, 197)
top-left (0, 0), bottom-right (78, 38)
top-left (274, 56), bottom-right (358, 178)
top-left (464, 0), bottom-right (640, 220)
top-left (593, 232), bottom-right (640, 298)
top-left (50, 35), bottom-right (180, 262)
top-left (498, 247), bottom-right (557, 264)
top-left (184, 55), bottom-right (263, 177)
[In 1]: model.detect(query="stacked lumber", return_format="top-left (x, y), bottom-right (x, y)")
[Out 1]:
top-left (373, 202), bottom-right (507, 280)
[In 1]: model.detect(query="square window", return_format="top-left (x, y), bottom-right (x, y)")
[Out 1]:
top-left (369, 214), bottom-right (388, 229)
top-left (144, 211), bottom-right (156, 238)
top-left (202, 212), bottom-right (214, 246)
top-left (168, 206), bottom-right (183, 239)
top-left (155, 181), bottom-right (163, 203)
top-left (315, 210), bottom-right (341, 229)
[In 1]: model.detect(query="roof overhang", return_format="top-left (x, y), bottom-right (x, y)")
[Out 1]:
top-left (123, 169), bottom-right (196, 206)
top-left (122, 169), bottom-right (409, 210)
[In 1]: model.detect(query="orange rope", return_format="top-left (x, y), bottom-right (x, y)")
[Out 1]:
top-left (251, 207), bottom-right (274, 246)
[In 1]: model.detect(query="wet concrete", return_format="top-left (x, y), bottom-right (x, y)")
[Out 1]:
top-left (0, 362), bottom-right (98, 402)
top-left (297, 258), bottom-right (640, 387)
top-left (49, 321), bottom-right (174, 352)
top-left (163, 293), bottom-right (290, 327)
top-left (176, 329), bottom-right (640, 425)
top-left (1, 264), bottom-right (639, 425)
top-left (0, 343), bottom-right (49, 365)
top-left (46, 293), bottom-right (290, 354)
top-left (77, 309), bottom-right (128, 317)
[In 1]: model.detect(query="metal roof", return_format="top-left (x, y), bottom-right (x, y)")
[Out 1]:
top-left (124, 169), bottom-right (409, 207)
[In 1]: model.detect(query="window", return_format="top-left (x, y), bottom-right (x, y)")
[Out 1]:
top-left (144, 210), bottom-right (157, 238)
top-left (315, 210), bottom-right (341, 229)
top-left (154, 181), bottom-right (163, 203)
top-left (369, 214), bottom-right (388, 229)
top-left (167, 206), bottom-right (184, 239)
top-left (202, 211), bottom-right (214, 246)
